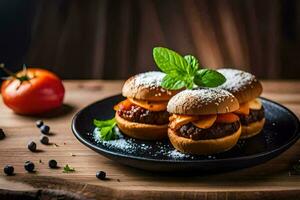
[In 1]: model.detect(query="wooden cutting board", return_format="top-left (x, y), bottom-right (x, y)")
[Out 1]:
top-left (0, 80), bottom-right (300, 200)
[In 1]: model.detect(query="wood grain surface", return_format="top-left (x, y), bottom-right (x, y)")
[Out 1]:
top-left (0, 80), bottom-right (300, 200)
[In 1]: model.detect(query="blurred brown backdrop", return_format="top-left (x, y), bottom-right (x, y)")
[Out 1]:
top-left (0, 0), bottom-right (300, 79)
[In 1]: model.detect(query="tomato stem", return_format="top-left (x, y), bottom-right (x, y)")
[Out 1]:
top-left (0, 63), bottom-right (18, 78)
top-left (0, 63), bottom-right (31, 81)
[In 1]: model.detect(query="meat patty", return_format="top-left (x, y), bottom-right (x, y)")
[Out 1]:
top-left (117, 105), bottom-right (169, 125)
top-left (237, 107), bottom-right (264, 125)
top-left (177, 121), bottom-right (240, 140)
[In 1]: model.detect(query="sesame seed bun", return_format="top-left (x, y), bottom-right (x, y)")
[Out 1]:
top-left (240, 118), bottom-right (265, 139)
top-left (122, 71), bottom-right (180, 102)
top-left (168, 125), bottom-right (241, 155)
top-left (217, 68), bottom-right (263, 104)
top-left (167, 88), bottom-right (239, 115)
top-left (115, 112), bottom-right (168, 140)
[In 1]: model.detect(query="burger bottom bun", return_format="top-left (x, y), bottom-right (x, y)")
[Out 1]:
top-left (115, 112), bottom-right (168, 140)
top-left (240, 118), bottom-right (265, 139)
top-left (168, 125), bottom-right (242, 155)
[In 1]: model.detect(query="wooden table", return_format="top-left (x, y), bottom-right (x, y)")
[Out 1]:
top-left (0, 80), bottom-right (300, 200)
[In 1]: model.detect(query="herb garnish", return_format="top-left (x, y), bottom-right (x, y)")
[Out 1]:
top-left (93, 118), bottom-right (118, 141)
top-left (153, 47), bottom-right (226, 89)
top-left (63, 164), bottom-right (75, 173)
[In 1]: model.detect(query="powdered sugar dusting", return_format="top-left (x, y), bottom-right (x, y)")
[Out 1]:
top-left (170, 88), bottom-right (233, 104)
top-left (217, 68), bottom-right (258, 93)
top-left (122, 71), bottom-right (176, 99)
top-left (167, 88), bottom-right (237, 114)
top-left (134, 71), bottom-right (164, 88)
top-left (167, 150), bottom-right (188, 159)
top-left (93, 127), bottom-right (192, 159)
top-left (123, 71), bottom-right (170, 94)
top-left (94, 127), bottom-right (137, 153)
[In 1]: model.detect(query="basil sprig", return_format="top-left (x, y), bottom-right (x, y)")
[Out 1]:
top-left (93, 118), bottom-right (118, 141)
top-left (153, 47), bottom-right (226, 89)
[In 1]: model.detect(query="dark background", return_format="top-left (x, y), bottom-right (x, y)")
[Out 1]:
top-left (0, 0), bottom-right (300, 80)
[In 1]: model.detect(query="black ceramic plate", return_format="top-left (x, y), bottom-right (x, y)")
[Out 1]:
top-left (71, 95), bottom-right (300, 172)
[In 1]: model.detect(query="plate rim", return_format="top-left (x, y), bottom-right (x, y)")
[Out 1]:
top-left (71, 94), bottom-right (300, 164)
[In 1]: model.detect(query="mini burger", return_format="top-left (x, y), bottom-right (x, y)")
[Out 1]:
top-left (217, 68), bottom-right (265, 139)
top-left (167, 88), bottom-right (241, 155)
top-left (114, 71), bottom-right (179, 140)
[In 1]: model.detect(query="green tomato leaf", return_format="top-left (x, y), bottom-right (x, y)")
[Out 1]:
top-left (153, 47), bottom-right (188, 75)
top-left (184, 55), bottom-right (199, 75)
top-left (161, 75), bottom-right (186, 90)
top-left (194, 69), bottom-right (226, 87)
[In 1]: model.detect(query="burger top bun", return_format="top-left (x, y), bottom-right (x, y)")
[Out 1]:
top-left (122, 71), bottom-right (179, 101)
top-left (217, 68), bottom-right (263, 104)
top-left (167, 88), bottom-right (239, 115)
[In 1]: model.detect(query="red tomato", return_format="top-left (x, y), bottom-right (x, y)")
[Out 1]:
top-left (113, 99), bottom-right (132, 111)
top-left (216, 113), bottom-right (239, 123)
top-left (1, 68), bottom-right (65, 115)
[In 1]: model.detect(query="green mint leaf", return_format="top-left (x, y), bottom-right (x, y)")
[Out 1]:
top-left (161, 75), bottom-right (186, 90)
top-left (108, 127), bottom-right (118, 140)
top-left (184, 55), bottom-right (199, 75)
top-left (153, 47), bottom-right (224, 90)
top-left (63, 164), bottom-right (75, 173)
top-left (153, 47), bottom-right (188, 75)
top-left (93, 118), bottom-right (117, 141)
top-left (94, 118), bottom-right (116, 127)
top-left (100, 126), bottom-right (118, 140)
top-left (184, 77), bottom-right (195, 89)
top-left (194, 69), bottom-right (226, 87)
top-left (153, 47), bottom-right (200, 90)
top-left (100, 126), bottom-right (113, 140)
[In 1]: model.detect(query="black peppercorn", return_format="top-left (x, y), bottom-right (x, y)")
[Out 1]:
top-left (40, 125), bottom-right (50, 134)
top-left (96, 171), bottom-right (106, 180)
top-left (0, 129), bottom-right (5, 140)
top-left (24, 161), bottom-right (35, 172)
top-left (40, 135), bottom-right (49, 145)
top-left (48, 160), bottom-right (57, 168)
top-left (36, 120), bottom-right (44, 128)
top-left (4, 165), bottom-right (14, 176)
top-left (28, 141), bottom-right (37, 152)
